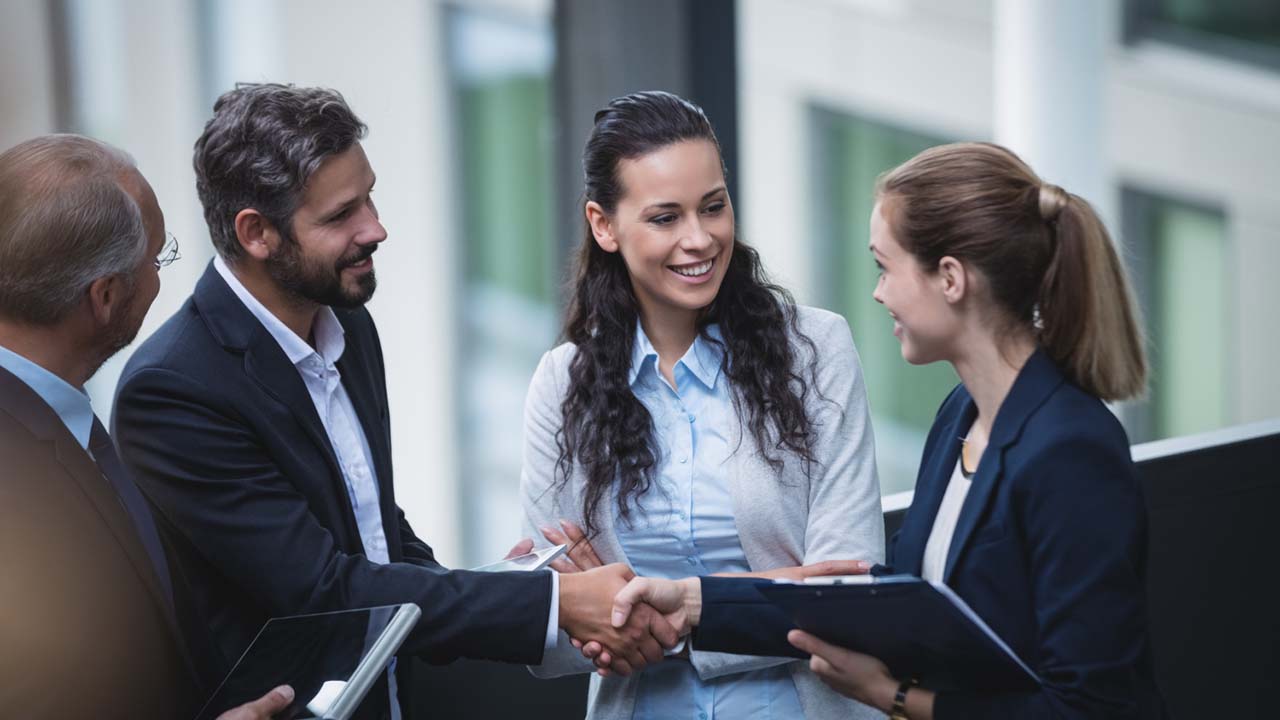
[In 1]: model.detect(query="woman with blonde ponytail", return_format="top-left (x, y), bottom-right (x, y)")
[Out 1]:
top-left (601, 142), bottom-right (1168, 719)
top-left (780, 142), bottom-right (1167, 717)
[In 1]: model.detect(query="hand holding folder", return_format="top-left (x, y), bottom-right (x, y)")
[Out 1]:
top-left (758, 575), bottom-right (1040, 692)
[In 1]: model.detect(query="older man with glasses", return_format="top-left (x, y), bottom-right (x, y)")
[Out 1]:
top-left (0, 134), bottom-right (291, 720)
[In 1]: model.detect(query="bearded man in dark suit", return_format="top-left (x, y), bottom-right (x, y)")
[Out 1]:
top-left (111, 83), bottom-right (676, 720)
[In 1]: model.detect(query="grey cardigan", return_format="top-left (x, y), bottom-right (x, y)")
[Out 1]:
top-left (520, 306), bottom-right (885, 720)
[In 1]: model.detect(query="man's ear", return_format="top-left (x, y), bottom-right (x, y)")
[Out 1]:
top-left (234, 209), bottom-right (281, 261)
top-left (85, 274), bottom-right (129, 328)
top-left (585, 201), bottom-right (619, 253)
top-left (937, 255), bottom-right (968, 305)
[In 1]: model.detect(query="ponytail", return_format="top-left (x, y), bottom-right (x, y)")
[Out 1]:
top-left (1039, 191), bottom-right (1147, 400)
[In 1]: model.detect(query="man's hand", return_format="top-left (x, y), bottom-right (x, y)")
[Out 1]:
top-left (574, 576), bottom-right (701, 675)
top-left (540, 519), bottom-right (604, 574)
top-left (559, 564), bottom-right (679, 676)
top-left (215, 685), bottom-right (294, 720)
top-left (583, 562), bottom-right (870, 671)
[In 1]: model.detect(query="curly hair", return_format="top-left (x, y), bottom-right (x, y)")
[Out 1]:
top-left (557, 91), bottom-right (820, 538)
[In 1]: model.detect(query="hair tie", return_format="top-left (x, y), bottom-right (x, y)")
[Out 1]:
top-left (1038, 183), bottom-right (1068, 223)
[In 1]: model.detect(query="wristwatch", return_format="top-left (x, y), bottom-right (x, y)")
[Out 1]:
top-left (888, 677), bottom-right (918, 719)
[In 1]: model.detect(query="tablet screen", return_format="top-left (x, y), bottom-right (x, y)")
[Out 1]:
top-left (471, 543), bottom-right (566, 572)
top-left (197, 605), bottom-right (410, 720)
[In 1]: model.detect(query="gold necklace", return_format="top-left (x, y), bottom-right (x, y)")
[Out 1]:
top-left (959, 436), bottom-right (979, 478)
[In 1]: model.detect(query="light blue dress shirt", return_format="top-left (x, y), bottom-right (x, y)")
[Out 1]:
top-left (617, 323), bottom-right (804, 720)
top-left (0, 344), bottom-right (94, 449)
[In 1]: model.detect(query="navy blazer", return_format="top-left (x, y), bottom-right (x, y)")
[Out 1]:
top-left (695, 349), bottom-right (1165, 718)
top-left (111, 263), bottom-right (552, 701)
top-left (1, 365), bottom-right (202, 718)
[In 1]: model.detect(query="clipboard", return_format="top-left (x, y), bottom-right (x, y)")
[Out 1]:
top-left (757, 575), bottom-right (1040, 691)
top-left (196, 603), bottom-right (421, 720)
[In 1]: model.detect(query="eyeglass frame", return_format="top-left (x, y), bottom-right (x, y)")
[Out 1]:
top-left (154, 231), bottom-right (181, 270)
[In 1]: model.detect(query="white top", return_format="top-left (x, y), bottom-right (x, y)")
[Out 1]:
top-left (921, 456), bottom-right (973, 584)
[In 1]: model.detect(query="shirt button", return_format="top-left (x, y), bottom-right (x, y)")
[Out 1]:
top-left (699, 712), bottom-right (708, 720)
top-left (687, 413), bottom-right (695, 423)
top-left (679, 456), bottom-right (688, 464)
top-left (687, 556), bottom-right (697, 566)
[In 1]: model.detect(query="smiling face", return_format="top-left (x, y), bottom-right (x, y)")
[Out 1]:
top-left (870, 198), bottom-right (960, 365)
top-left (269, 142), bottom-right (386, 308)
top-left (587, 139), bottom-right (734, 330)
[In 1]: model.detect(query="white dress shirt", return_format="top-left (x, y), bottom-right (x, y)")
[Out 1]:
top-left (215, 258), bottom-right (401, 716)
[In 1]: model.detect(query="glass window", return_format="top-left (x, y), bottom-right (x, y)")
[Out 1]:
top-left (1125, 0), bottom-right (1280, 70)
top-left (446, 5), bottom-right (558, 565)
top-left (810, 108), bottom-right (958, 496)
top-left (1123, 189), bottom-right (1231, 443)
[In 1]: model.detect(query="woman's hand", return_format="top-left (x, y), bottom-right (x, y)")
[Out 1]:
top-left (574, 576), bottom-right (702, 676)
top-left (503, 538), bottom-right (535, 559)
top-left (715, 558), bottom-right (873, 582)
top-left (788, 630), bottom-right (933, 718)
top-left (540, 519), bottom-right (604, 574)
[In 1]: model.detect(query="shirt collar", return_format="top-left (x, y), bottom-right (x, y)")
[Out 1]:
top-left (686, 324), bottom-right (725, 389)
top-left (0, 343), bottom-right (95, 449)
top-left (626, 321), bottom-right (725, 390)
top-left (214, 256), bottom-right (346, 369)
top-left (628, 323), bottom-right (659, 387)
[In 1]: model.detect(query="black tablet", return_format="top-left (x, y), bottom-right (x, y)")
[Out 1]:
top-left (196, 603), bottom-right (421, 720)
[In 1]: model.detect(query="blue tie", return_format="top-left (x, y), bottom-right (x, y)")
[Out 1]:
top-left (89, 416), bottom-right (175, 610)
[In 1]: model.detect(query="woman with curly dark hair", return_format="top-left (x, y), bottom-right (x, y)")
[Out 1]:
top-left (520, 90), bottom-right (884, 719)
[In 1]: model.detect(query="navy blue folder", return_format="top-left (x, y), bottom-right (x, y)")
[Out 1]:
top-left (757, 575), bottom-right (1040, 692)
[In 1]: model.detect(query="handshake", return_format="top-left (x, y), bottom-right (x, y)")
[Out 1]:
top-left (534, 521), bottom-right (871, 677)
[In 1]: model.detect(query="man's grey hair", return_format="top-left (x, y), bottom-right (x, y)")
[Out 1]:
top-left (193, 83), bottom-right (367, 261)
top-left (0, 134), bottom-right (147, 325)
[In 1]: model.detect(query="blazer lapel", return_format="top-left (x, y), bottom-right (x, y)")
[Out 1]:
top-left (0, 368), bottom-right (182, 647)
top-left (53, 436), bottom-right (183, 627)
top-left (333, 329), bottom-right (399, 557)
top-left (941, 349), bottom-right (1065, 583)
top-left (245, 329), bottom-right (364, 536)
top-left (193, 263), bottom-right (361, 541)
top-left (940, 443), bottom-right (1004, 583)
top-left (895, 395), bottom-right (975, 576)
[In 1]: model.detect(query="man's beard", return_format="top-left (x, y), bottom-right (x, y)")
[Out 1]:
top-left (266, 234), bottom-right (378, 309)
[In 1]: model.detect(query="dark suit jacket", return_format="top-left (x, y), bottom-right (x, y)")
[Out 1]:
top-left (0, 365), bottom-right (201, 719)
top-left (695, 349), bottom-right (1166, 719)
top-left (111, 263), bottom-right (552, 708)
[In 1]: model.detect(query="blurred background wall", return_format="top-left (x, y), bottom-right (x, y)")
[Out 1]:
top-left (1, 0), bottom-right (1276, 568)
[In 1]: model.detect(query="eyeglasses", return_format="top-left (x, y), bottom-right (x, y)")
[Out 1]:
top-left (154, 232), bottom-right (181, 270)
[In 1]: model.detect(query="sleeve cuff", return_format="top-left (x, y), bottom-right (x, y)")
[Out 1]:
top-left (545, 568), bottom-right (559, 651)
